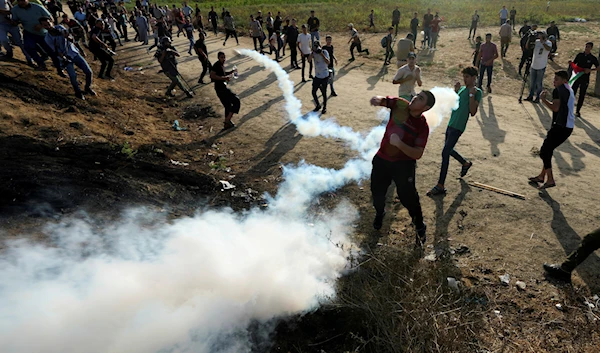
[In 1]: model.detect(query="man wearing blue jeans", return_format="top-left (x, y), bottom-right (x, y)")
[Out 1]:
top-left (428, 66), bottom-right (481, 196)
top-left (524, 32), bottom-right (552, 103)
top-left (41, 17), bottom-right (95, 100)
top-left (0, 0), bottom-right (33, 64)
top-left (477, 33), bottom-right (498, 93)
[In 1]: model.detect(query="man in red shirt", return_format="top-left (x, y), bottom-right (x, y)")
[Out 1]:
top-left (369, 91), bottom-right (436, 246)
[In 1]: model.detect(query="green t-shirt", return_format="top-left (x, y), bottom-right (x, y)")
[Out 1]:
top-left (447, 86), bottom-right (482, 132)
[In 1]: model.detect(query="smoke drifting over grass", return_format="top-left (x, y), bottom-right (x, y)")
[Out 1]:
top-left (0, 52), bottom-right (458, 353)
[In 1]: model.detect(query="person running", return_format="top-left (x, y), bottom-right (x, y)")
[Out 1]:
top-left (468, 10), bottom-right (479, 39)
top-left (269, 29), bottom-right (281, 61)
top-left (222, 11), bottom-right (238, 46)
top-left (383, 26), bottom-right (393, 65)
top-left (157, 36), bottom-right (193, 98)
top-left (369, 91), bottom-right (436, 247)
top-left (477, 33), bottom-right (498, 93)
top-left (88, 19), bottom-right (114, 79)
top-left (570, 42), bottom-right (599, 117)
top-left (392, 6), bottom-right (400, 36)
top-left (427, 67), bottom-right (481, 196)
top-left (524, 31), bottom-right (552, 103)
top-left (322, 34), bottom-right (338, 96)
top-left (210, 51), bottom-right (240, 130)
top-left (528, 70), bottom-right (575, 189)
top-left (368, 9), bottom-right (375, 29)
top-left (193, 30), bottom-right (210, 84)
top-left (286, 18), bottom-right (299, 69)
top-left (347, 23), bottom-right (368, 61)
top-left (310, 40), bottom-right (330, 114)
top-left (544, 227), bottom-right (600, 283)
top-left (297, 24), bottom-right (312, 82)
top-left (410, 12), bottom-right (419, 45)
top-left (183, 18), bottom-right (194, 54)
top-left (392, 52), bottom-right (421, 101)
top-left (499, 20), bottom-right (512, 57)
top-left (41, 16), bottom-right (95, 99)
top-left (208, 6), bottom-right (217, 35)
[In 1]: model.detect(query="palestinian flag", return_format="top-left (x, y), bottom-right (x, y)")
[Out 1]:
top-left (569, 62), bottom-right (585, 85)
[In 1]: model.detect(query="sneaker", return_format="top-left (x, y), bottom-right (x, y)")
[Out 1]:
top-left (186, 92), bottom-right (194, 98)
top-left (373, 212), bottom-right (386, 230)
top-left (348, 58), bottom-right (355, 62)
top-left (309, 74), bottom-right (313, 79)
top-left (321, 107), bottom-right (327, 114)
top-left (84, 88), bottom-right (97, 96)
top-left (223, 121), bottom-right (235, 130)
top-left (166, 91), bottom-right (175, 97)
top-left (543, 263), bottom-right (571, 283)
top-left (198, 79), bottom-right (205, 84)
top-left (575, 111), bottom-right (581, 118)
top-left (331, 92), bottom-right (338, 97)
top-left (524, 96), bottom-right (533, 102)
top-left (365, 49), bottom-right (370, 55)
top-left (313, 104), bottom-right (322, 112)
top-left (301, 78), bottom-right (307, 83)
top-left (416, 223), bottom-right (427, 247)
top-left (75, 91), bottom-right (85, 100)
top-left (533, 98), bottom-right (540, 104)
top-left (487, 86), bottom-right (492, 94)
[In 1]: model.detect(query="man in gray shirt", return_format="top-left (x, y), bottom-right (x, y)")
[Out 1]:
top-left (0, 0), bottom-right (32, 64)
top-left (309, 40), bottom-right (330, 114)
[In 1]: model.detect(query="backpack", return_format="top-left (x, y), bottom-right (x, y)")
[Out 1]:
top-left (381, 35), bottom-right (388, 48)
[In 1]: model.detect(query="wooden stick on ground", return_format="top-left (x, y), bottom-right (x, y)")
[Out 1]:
top-left (468, 181), bottom-right (526, 200)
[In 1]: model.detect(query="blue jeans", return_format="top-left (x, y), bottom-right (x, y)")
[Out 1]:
top-left (310, 30), bottom-right (320, 45)
top-left (0, 23), bottom-right (31, 62)
top-left (423, 27), bottom-right (431, 47)
top-left (23, 30), bottom-right (60, 69)
top-left (64, 53), bottom-right (93, 94)
top-left (478, 64), bottom-right (493, 88)
top-left (528, 67), bottom-right (546, 99)
top-left (438, 126), bottom-right (467, 185)
top-left (328, 66), bottom-right (336, 92)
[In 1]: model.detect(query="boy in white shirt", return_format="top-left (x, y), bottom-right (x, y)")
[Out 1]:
top-left (524, 32), bottom-right (552, 103)
top-left (297, 24), bottom-right (312, 82)
top-left (392, 52), bottom-right (422, 100)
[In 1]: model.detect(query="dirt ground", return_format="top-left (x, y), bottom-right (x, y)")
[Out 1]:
top-left (1, 21), bottom-right (600, 352)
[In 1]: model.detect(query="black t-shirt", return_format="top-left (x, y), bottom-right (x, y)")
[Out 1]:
top-left (211, 60), bottom-right (227, 90)
top-left (423, 14), bottom-right (433, 27)
top-left (552, 84), bottom-right (573, 128)
top-left (573, 52), bottom-right (599, 81)
top-left (307, 16), bottom-right (319, 32)
top-left (286, 26), bottom-right (298, 44)
top-left (274, 16), bottom-right (282, 31)
top-left (89, 27), bottom-right (103, 51)
top-left (194, 39), bottom-right (207, 58)
top-left (519, 25), bottom-right (531, 37)
top-left (322, 44), bottom-right (334, 68)
top-left (410, 18), bottom-right (419, 31)
top-left (208, 10), bottom-right (217, 22)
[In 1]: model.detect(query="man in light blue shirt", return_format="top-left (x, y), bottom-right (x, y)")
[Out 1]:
top-left (0, 0), bottom-right (32, 64)
top-left (309, 40), bottom-right (330, 114)
top-left (11, 0), bottom-right (60, 72)
top-left (41, 16), bottom-right (95, 99)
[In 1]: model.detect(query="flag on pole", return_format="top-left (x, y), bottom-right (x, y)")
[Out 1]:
top-left (569, 62), bottom-right (585, 85)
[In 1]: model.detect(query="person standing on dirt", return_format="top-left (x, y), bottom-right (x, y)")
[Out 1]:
top-left (136, 10), bottom-right (149, 45)
top-left (322, 34), bottom-right (338, 96)
top-left (476, 33), bottom-right (498, 93)
top-left (391, 6), bottom-right (400, 36)
top-left (208, 6), bottom-right (217, 35)
top-left (210, 51), bottom-right (240, 130)
top-left (410, 12), bottom-right (418, 45)
top-left (499, 5), bottom-right (508, 26)
top-left (157, 36), bottom-right (193, 98)
top-left (524, 31), bottom-right (552, 103)
top-left (286, 18), bottom-right (299, 69)
top-left (509, 7), bottom-right (516, 30)
top-left (309, 40), bottom-right (330, 114)
top-left (10, 0), bottom-right (61, 72)
top-left (427, 66), bottom-right (481, 196)
top-left (392, 52), bottom-right (421, 101)
top-left (570, 42), bottom-right (599, 118)
top-left (422, 9), bottom-right (433, 49)
top-left (544, 227), bottom-right (600, 283)
top-left (307, 10), bottom-right (319, 45)
top-left (194, 29), bottom-right (210, 84)
top-left (528, 70), bottom-right (575, 190)
top-left (518, 23), bottom-right (536, 76)
top-left (89, 19), bottom-right (114, 79)
top-left (41, 16), bottom-right (95, 100)
top-left (347, 23), bottom-right (368, 62)
top-left (368, 9), bottom-right (375, 30)
top-left (429, 13), bottom-right (441, 50)
top-left (297, 24), bottom-right (312, 82)
top-left (383, 26), bottom-right (394, 65)
top-left (468, 10), bottom-right (479, 40)
top-left (499, 20), bottom-right (511, 57)
top-left (395, 32), bottom-right (414, 68)
top-left (249, 14), bottom-right (264, 53)
top-left (265, 11), bottom-right (274, 39)
top-left (369, 91), bottom-right (436, 247)
top-left (0, 0), bottom-right (33, 64)
top-left (222, 11), bottom-right (238, 46)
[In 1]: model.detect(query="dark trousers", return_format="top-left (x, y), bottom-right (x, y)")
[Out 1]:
top-left (216, 87), bottom-right (240, 116)
top-left (469, 22), bottom-right (477, 38)
top-left (519, 50), bottom-right (532, 74)
top-left (540, 126), bottom-right (573, 169)
top-left (350, 41), bottom-right (367, 59)
top-left (91, 47), bottom-right (114, 78)
top-left (571, 77), bottom-right (589, 114)
top-left (198, 58), bottom-right (211, 82)
top-left (165, 71), bottom-right (189, 94)
top-left (562, 228), bottom-right (600, 272)
top-left (252, 36), bottom-right (262, 51)
top-left (224, 29), bottom-right (238, 44)
top-left (289, 43), bottom-right (298, 67)
top-left (311, 76), bottom-right (328, 108)
top-left (370, 155), bottom-right (424, 228)
top-left (438, 126), bottom-right (467, 185)
top-left (211, 20), bottom-right (217, 35)
top-left (411, 29), bottom-right (417, 44)
top-left (393, 22), bottom-right (399, 36)
top-left (478, 64), bottom-right (493, 88)
top-left (301, 53), bottom-right (312, 79)
top-left (23, 31), bottom-right (60, 70)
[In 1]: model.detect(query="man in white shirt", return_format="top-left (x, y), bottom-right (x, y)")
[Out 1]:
top-left (524, 32), bottom-right (552, 103)
top-left (297, 24), bottom-right (312, 82)
top-left (392, 52), bottom-right (422, 100)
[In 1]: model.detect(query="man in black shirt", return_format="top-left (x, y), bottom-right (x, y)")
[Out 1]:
top-left (286, 18), bottom-right (299, 69)
top-left (89, 19), bottom-right (115, 79)
top-left (518, 20), bottom-right (531, 37)
top-left (410, 12), bottom-right (419, 45)
top-left (307, 10), bottom-right (319, 45)
top-left (322, 34), bottom-right (338, 96)
top-left (529, 71), bottom-right (574, 190)
top-left (210, 51), bottom-right (240, 130)
top-left (208, 6), bottom-right (218, 35)
top-left (193, 31), bottom-right (211, 84)
top-left (570, 42), bottom-right (599, 117)
top-left (422, 9), bottom-right (433, 49)
top-left (157, 37), bottom-right (193, 98)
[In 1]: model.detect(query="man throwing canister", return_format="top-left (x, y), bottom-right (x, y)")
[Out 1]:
top-left (369, 91), bottom-right (436, 247)
top-left (210, 51), bottom-right (240, 130)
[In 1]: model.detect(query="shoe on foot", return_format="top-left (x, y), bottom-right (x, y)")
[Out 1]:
top-left (487, 86), bottom-right (492, 94)
top-left (75, 91), bottom-right (85, 100)
top-left (533, 98), bottom-right (540, 104)
top-left (365, 49), bottom-right (370, 55)
top-left (524, 96), bottom-right (533, 101)
top-left (575, 111), bottom-right (581, 117)
top-left (460, 161), bottom-right (473, 177)
top-left (84, 88), bottom-right (97, 96)
top-left (198, 79), bottom-right (204, 84)
top-left (166, 91), bottom-right (175, 97)
top-left (416, 223), bottom-right (427, 247)
top-left (373, 212), bottom-right (386, 230)
top-left (301, 78), bottom-right (307, 83)
top-left (186, 92), bottom-right (194, 98)
top-left (321, 107), bottom-right (327, 114)
top-left (223, 121), bottom-right (235, 130)
top-left (313, 104), bottom-right (322, 112)
top-left (543, 263), bottom-right (571, 283)
top-left (331, 92), bottom-right (338, 97)
top-left (349, 58), bottom-right (355, 62)
top-left (427, 185), bottom-right (446, 196)
top-left (309, 74), bottom-right (313, 79)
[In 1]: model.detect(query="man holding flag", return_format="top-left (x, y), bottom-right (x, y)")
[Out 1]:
top-left (569, 42), bottom-right (599, 117)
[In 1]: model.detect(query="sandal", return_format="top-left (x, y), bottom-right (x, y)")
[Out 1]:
top-left (460, 162), bottom-right (473, 177)
top-left (538, 182), bottom-right (556, 190)
top-left (426, 185), bottom-right (446, 196)
top-left (528, 176), bottom-right (544, 183)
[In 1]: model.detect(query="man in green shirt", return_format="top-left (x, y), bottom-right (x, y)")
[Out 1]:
top-left (428, 66), bottom-right (481, 196)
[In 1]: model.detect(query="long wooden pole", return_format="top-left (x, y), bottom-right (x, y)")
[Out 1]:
top-left (468, 181), bottom-right (526, 200)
